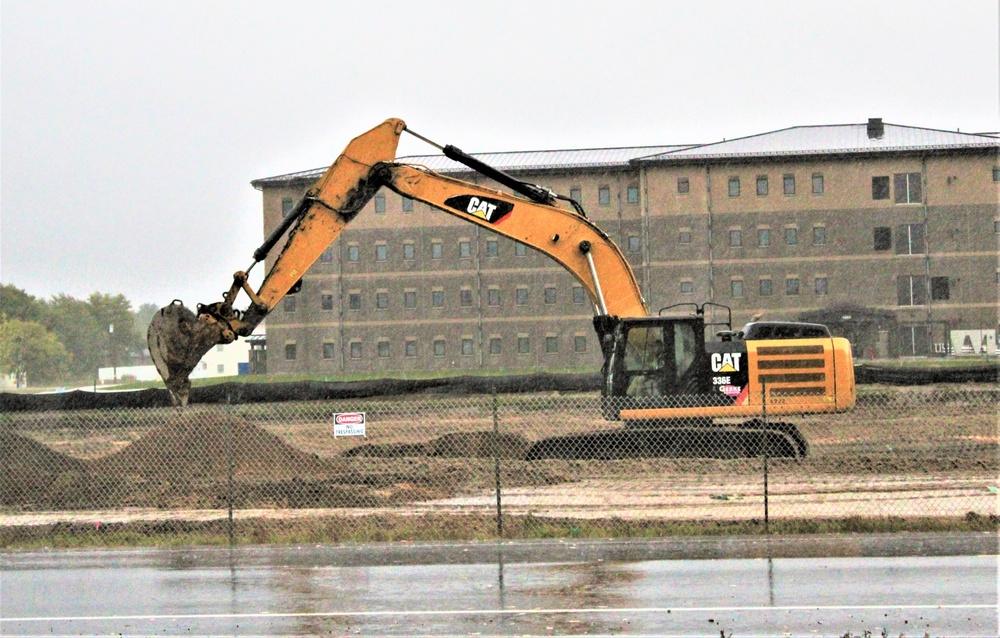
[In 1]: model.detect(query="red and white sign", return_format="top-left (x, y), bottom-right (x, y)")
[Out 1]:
top-left (333, 412), bottom-right (366, 437)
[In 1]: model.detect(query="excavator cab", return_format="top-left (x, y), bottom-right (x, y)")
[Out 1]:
top-left (605, 317), bottom-right (708, 400)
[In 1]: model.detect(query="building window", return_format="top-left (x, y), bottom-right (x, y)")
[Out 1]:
top-left (376, 291), bottom-right (389, 309)
top-left (730, 280), bottom-right (744, 298)
top-left (728, 177), bottom-right (741, 197)
top-left (516, 287), bottom-right (528, 305)
top-left (930, 276), bottom-right (950, 301)
top-left (784, 227), bottom-right (798, 245)
top-left (786, 277), bottom-right (800, 296)
top-left (678, 230), bottom-right (692, 244)
top-left (217, 364), bottom-right (225, 374)
top-left (321, 294), bottom-right (334, 311)
top-left (544, 286), bottom-right (557, 304)
top-left (348, 292), bottom-right (361, 310)
top-left (627, 185), bottom-right (640, 204)
top-left (460, 289), bottom-right (473, 307)
top-left (458, 240), bottom-right (472, 258)
top-left (432, 290), bottom-right (444, 308)
top-left (677, 177), bottom-right (690, 194)
top-left (628, 236), bottom-right (641, 253)
top-left (322, 342), bottom-right (336, 359)
top-left (403, 242), bottom-right (415, 260)
top-left (281, 198), bottom-right (295, 217)
top-left (993, 167), bottom-right (1000, 182)
top-left (756, 175), bottom-right (769, 196)
top-left (284, 343), bottom-right (297, 360)
top-left (377, 340), bottom-right (390, 358)
top-left (347, 245), bottom-right (360, 262)
top-left (894, 172), bottom-right (922, 204)
top-left (544, 336), bottom-right (558, 353)
top-left (488, 288), bottom-right (500, 306)
top-left (431, 241), bottom-right (443, 259)
top-left (320, 247), bottom-right (334, 263)
top-left (572, 286), bottom-right (585, 304)
top-left (574, 336), bottom-right (587, 353)
top-left (405, 340), bottom-right (417, 357)
top-left (874, 227), bottom-right (892, 251)
top-left (515, 242), bottom-right (527, 256)
top-left (872, 176), bottom-right (890, 200)
top-left (995, 220), bottom-right (1000, 233)
top-left (729, 229), bottom-right (742, 247)
top-left (284, 296), bottom-right (297, 313)
top-left (486, 240), bottom-right (498, 257)
top-left (758, 228), bottom-right (771, 247)
top-left (517, 336), bottom-right (530, 354)
top-left (783, 174), bottom-right (795, 195)
top-left (375, 244), bottom-right (387, 261)
top-left (812, 226), bottom-right (827, 245)
top-left (350, 342), bottom-right (363, 359)
top-left (897, 275), bottom-right (927, 306)
top-left (759, 279), bottom-right (772, 296)
top-left (811, 173), bottom-right (824, 195)
top-left (401, 196), bottom-right (414, 212)
top-left (598, 186), bottom-right (611, 206)
top-left (433, 339), bottom-right (445, 357)
top-left (489, 337), bottom-right (502, 355)
top-left (895, 223), bottom-right (926, 255)
top-left (570, 187), bottom-right (582, 202)
top-left (814, 277), bottom-right (828, 295)
top-left (461, 338), bottom-right (474, 356)
top-left (374, 193), bottom-right (386, 214)
top-left (680, 281), bottom-right (694, 294)
top-left (404, 290), bottom-right (417, 309)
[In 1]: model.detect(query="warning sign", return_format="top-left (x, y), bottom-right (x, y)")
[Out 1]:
top-left (333, 412), bottom-right (366, 437)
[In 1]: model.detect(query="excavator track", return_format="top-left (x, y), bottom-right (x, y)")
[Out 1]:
top-left (525, 420), bottom-right (807, 460)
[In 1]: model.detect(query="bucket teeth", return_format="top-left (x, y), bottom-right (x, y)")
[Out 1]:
top-left (147, 300), bottom-right (227, 406)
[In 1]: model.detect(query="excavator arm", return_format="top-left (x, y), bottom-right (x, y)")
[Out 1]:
top-left (148, 118), bottom-right (647, 406)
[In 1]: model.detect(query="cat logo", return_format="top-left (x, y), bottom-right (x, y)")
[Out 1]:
top-left (444, 195), bottom-right (514, 225)
top-left (710, 352), bottom-right (742, 373)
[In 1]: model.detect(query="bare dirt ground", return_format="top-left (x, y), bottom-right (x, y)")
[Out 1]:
top-left (1, 389), bottom-right (996, 525)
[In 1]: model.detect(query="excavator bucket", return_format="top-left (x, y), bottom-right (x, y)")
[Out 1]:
top-left (147, 300), bottom-right (229, 407)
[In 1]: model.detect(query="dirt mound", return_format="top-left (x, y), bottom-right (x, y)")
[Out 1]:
top-left (92, 413), bottom-right (329, 480)
top-left (0, 431), bottom-right (88, 508)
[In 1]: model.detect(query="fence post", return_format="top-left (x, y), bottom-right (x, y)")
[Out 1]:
top-left (492, 388), bottom-right (503, 538)
top-left (761, 379), bottom-right (770, 534)
top-left (226, 393), bottom-right (235, 546)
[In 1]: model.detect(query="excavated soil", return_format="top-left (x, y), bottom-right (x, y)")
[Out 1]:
top-left (2, 395), bottom-right (996, 515)
top-left (0, 416), bottom-right (567, 511)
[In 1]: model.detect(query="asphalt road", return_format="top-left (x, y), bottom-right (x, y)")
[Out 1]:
top-left (1, 533), bottom-right (996, 637)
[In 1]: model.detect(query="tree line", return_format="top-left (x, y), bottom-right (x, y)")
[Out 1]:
top-left (0, 283), bottom-right (160, 388)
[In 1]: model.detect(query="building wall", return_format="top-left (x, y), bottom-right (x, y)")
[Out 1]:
top-left (260, 150), bottom-right (999, 373)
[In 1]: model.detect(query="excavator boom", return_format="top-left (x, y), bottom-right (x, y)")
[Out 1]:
top-left (148, 118), bottom-right (645, 406)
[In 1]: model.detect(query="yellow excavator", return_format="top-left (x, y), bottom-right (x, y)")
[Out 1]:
top-left (149, 118), bottom-right (854, 457)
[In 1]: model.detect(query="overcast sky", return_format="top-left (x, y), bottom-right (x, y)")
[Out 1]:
top-left (2, 0), bottom-right (997, 312)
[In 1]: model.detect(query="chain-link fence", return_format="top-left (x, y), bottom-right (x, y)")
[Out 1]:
top-left (1, 387), bottom-right (996, 545)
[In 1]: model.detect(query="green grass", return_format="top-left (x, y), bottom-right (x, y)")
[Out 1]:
top-left (2, 513), bottom-right (996, 551)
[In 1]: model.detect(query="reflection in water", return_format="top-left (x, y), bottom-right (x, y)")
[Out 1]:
top-left (496, 544), bottom-right (506, 611)
top-left (767, 557), bottom-right (775, 607)
top-left (517, 561), bottom-right (642, 635)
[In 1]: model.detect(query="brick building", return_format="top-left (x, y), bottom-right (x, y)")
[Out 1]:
top-left (252, 119), bottom-right (999, 375)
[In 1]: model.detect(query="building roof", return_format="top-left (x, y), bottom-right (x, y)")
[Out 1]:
top-left (637, 121), bottom-right (999, 163)
top-left (251, 145), bottom-right (692, 188)
top-left (252, 120), bottom-right (999, 188)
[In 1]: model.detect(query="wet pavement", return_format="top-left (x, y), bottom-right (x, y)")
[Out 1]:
top-left (1, 532), bottom-right (996, 636)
